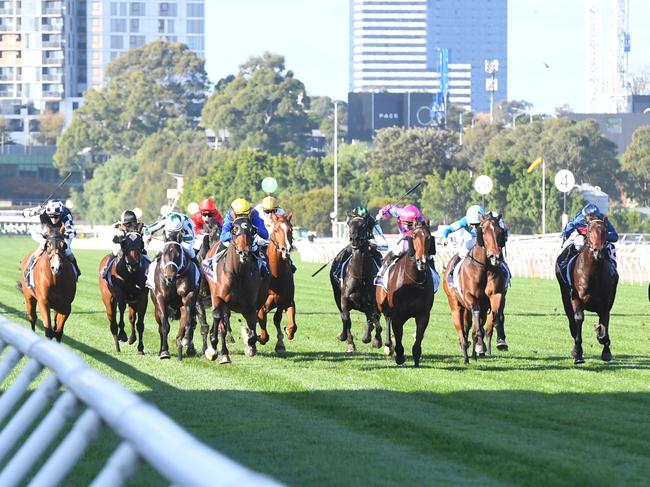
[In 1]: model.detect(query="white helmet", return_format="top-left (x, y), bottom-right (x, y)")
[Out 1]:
top-left (164, 213), bottom-right (183, 233)
top-left (45, 200), bottom-right (64, 217)
top-left (465, 205), bottom-right (486, 225)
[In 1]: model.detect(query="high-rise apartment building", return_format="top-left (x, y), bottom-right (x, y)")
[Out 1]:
top-left (0, 0), bottom-right (204, 145)
top-left (350, 0), bottom-right (507, 113)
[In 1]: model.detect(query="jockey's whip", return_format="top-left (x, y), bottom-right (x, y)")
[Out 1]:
top-left (383, 181), bottom-right (424, 213)
top-left (39, 172), bottom-right (73, 208)
top-left (311, 256), bottom-right (336, 277)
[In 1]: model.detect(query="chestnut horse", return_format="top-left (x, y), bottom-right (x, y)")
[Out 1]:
top-left (19, 227), bottom-right (77, 341)
top-left (555, 216), bottom-right (618, 364)
top-left (257, 213), bottom-right (297, 353)
top-left (149, 232), bottom-right (199, 360)
top-left (376, 220), bottom-right (434, 366)
top-left (330, 216), bottom-right (383, 353)
top-left (205, 217), bottom-right (269, 363)
top-left (99, 231), bottom-right (148, 354)
top-left (443, 214), bottom-right (505, 364)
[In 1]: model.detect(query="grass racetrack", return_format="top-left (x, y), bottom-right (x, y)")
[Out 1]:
top-left (1, 236), bottom-right (650, 485)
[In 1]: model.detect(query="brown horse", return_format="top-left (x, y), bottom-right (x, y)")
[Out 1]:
top-left (19, 227), bottom-right (77, 341)
top-left (257, 213), bottom-right (297, 353)
top-left (331, 216), bottom-right (383, 353)
top-left (206, 217), bottom-right (269, 363)
top-left (443, 214), bottom-right (505, 364)
top-left (99, 231), bottom-right (148, 354)
top-left (149, 232), bottom-right (199, 360)
top-left (555, 216), bottom-right (618, 364)
top-left (376, 220), bottom-right (434, 366)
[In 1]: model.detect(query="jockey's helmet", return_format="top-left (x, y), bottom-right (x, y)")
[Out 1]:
top-left (199, 198), bottom-right (217, 213)
top-left (400, 204), bottom-right (421, 223)
top-left (120, 210), bottom-right (138, 224)
top-left (352, 206), bottom-right (368, 218)
top-left (164, 213), bottom-right (183, 233)
top-left (582, 203), bottom-right (601, 217)
top-left (262, 196), bottom-right (279, 212)
top-left (231, 198), bottom-right (251, 216)
top-left (45, 200), bottom-right (63, 218)
top-left (465, 205), bottom-right (486, 225)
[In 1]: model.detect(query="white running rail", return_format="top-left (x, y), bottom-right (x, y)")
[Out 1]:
top-left (0, 314), bottom-right (282, 487)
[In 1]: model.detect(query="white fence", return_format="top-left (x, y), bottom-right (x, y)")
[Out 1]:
top-left (297, 233), bottom-right (650, 285)
top-left (0, 314), bottom-right (281, 487)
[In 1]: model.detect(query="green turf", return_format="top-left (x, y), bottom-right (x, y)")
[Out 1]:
top-left (1, 236), bottom-right (649, 486)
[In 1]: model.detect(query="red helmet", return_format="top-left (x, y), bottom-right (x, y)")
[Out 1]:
top-left (199, 198), bottom-right (217, 213)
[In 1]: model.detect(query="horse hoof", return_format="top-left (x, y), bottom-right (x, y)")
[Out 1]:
top-left (137, 350), bottom-right (144, 356)
top-left (258, 333), bottom-right (270, 345)
top-left (159, 351), bottom-right (171, 360)
top-left (128, 335), bottom-right (136, 345)
top-left (186, 344), bottom-right (197, 358)
top-left (244, 344), bottom-right (257, 357)
top-left (118, 330), bottom-right (128, 342)
top-left (496, 340), bottom-right (509, 351)
top-left (383, 345), bottom-right (393, 356)
top-left (219, 354), bottom-right (231, 364)
top-left (372, 339), bottom-right (382, 349)
top-left (275, 344), bottom-right (286, 354)
top-left (574, 356), bottom-right (585, 365)
top-left (205, 347), bottom-right (217, 361)
top-left (346, 344), bottom-right (356, 353)
top-left (286, 325), bottom-right (297, 340)
top-left (602, 350), bottom-right (612, 362)
top-left (336, 333), bottom-right (347, 342)
top-left (414, 360), bottom-right (420, 368)
top-left (361, 335), bottom-right (371, 344)
top-left (395, 354), bottom-right (406, 365)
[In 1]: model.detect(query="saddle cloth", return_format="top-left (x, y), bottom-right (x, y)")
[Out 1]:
top-left (374, 260), bottom-right (440, 294)
top-left (146, 259), bottom-right (200, 290)
top-left (25, 252), bottom-right (79, 290)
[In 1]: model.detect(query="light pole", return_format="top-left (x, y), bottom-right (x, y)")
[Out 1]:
top-left (332, 101), bottom-right (339, 239)
top-left (484, 59), bottom-right (499, 123)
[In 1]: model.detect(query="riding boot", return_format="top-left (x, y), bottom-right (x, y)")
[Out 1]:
top-left (68, 254), bottom-right (81, 279)
top-left (102, 254), bottom-right (116, 280)
top-left (24, 250), bottom-right (41, 289)
top-left (377, 251), bottom-right (395, 278)
top-left (289, 256), bottom-right (297, 274)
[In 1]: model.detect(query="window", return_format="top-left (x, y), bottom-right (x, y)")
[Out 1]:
top-left (186, 19), bottom-right (203, 34)
top-left (158, 19), bottom-right (165, 33)
top-left (130, 2), bottom-right (145, 16)
top-left (186, 36), bottom-right (204, 51)
top-left (110, 19), bottom-right (126, 32)
top-left (167, 19), bottom-right (174, 33)
top-left (120, 2), bottom-right (127, 16)
top-left (187, 3), bottom-right (203, 17)
top-left (110, 2), bottom-right (118, 15)
top-left (110, 35), bottom-right (123, 48)
top-left (129, 35), bottom-right (145, 48)
top-left (159, 2), bottom-right (177, 16)
top-left (130, 18), bottom-right (139, 32)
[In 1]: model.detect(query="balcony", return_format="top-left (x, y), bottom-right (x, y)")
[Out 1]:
top-left (42, 54), bottom-right (63, 65)
top-left (41, 73), bottom-right (62, 82)
top-left (42, 90), bottom-right (63, 99)
top-left (40, 23), bottom-right (63, 33)
top-left (0, 24), bottom-right (18, 32)
top-left (42, 41), bottom-right (62, 48)
top-left (43, 8), bottom-right (63, 16)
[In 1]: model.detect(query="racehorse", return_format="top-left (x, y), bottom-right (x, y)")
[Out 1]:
top-left (149, 231), bottom-right (199, 360)
top-left (330, 216), bottom-right (382, 353)
top-left (376, 220), bottom-right (434, 366)
top-left (99, 231), bottom-right (148, 354)
top-left (442, 214), bottom-right (505, 364)
top-left (206, 217), bottom-right (269, 363)
top-left (482, 215), bottom-right (509, 354)
top-left (257, 212), bottom-right (297, 353)
top-left (555, 216), bottom-right (618, 364)
top-left (195, 219), bottom-right (224, 355)
top-left (19, 226), bottom-right (77, 342)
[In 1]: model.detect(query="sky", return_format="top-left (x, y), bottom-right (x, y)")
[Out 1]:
top-left (204, 0), bottom-right (650, 115)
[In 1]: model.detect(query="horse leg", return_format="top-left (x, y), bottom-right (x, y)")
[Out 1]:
top-left (54, 312), bottom-right (69, 343)
top-left (451, 307), bottom-right (469, 364)
top-left (176, 298), bottom-right (194, 361)
top-left (157, 307), bottom-right (171, 360)
top-left (392, 316), bottom-right (406, 365)
top-left (495, 297), bottom-right (508, 351)
top-left (370, 312), bottom-right (383, 349)
top-left (25, 295), bottom-right (38, 333)
top-left (127, 305), bottom-right (137, 345)
top-left (412, 312), bottom-right (430, 367)
top-left (257, 303), bottom-right (270, 345)
top-left (242, 311), bottom-right (259, 357)
top-left (182, 304), bottom-right (197, 358)
top-left (485, 309), bottom-right (494, 356)
top-left (217, 316), bottom-right (231, 364)
top-left (273, 307), bottom-right (286, 354)
top-left (196, 298), bottom-right (209, 355)
top-left (337, 298), bottom-right (355, 353)
top-left (285, 300), bottom-right (297, 340)
top-left (206, 306), bottom-right (221, 362)
top-left (361, 310), bottom-right (373, 344)
top-left (104, 296), bottom-right (120, 352)
top-left (470, 303), bottom-right (484, 360)
top-left (38, 301), bottom-right (53, 339)
top-left (117, 301), bottom-right (128, 342)
top-left (383, 315), bottom-right (393, 356)
top-left (597, 309), bottom-right (612, 362)
top-left (135, 300), bottom-right (145, 355)
top-left (571, 298), bottom-right (585, 364)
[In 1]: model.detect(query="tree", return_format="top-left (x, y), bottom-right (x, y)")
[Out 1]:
top-left (493, 99), bottom-right (533, 127)
top-left (54, 41), bottom-right (209, 173)
top-left (367, 126), bottom-right (460, 178)
top-left (457, 122), bottom-right (502, 170)
top-left (201, 52), bottom-right (311, 157)
top-left (621, 125), bottom-right (650, 206)
top-left (308, 96), bottom-right (347, 143)
top-left (445, 104), bottom-right (473, 134)
top-left (33, 110), bottom-right (64, 145)
top-left (420, 169), bottom-right (473, 225)
top-left (630, 67), bottom-right (650, 95)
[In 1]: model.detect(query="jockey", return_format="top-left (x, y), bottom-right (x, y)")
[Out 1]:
top-left (217, 197), bottom-right (269, 277)
top-left (375, 203), bottom-right (436, 279)
top-left (101, 210), bottom-right (147, 279)
top-left (331, 206), bottom-right (384, 279)
top-left (144, 210), bottom-right (197, 260)
top-left (253, 195), bottom-right (297, 273)
top-left (558, 202), bottom-right (618, 267)
top-left (191, 197), bottom-right (224, 239)
top-left (22, 199), bottom-right (81, 284)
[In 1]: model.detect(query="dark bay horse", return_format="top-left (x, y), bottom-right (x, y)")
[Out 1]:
top-left (195, 219), bottom-right (223, 355)
top-left (99, 231), bottom-right (148, 354)
top-left (206, 217), bottom-right (269, 363)
top-left (330, 216), bottom-right (382, 353)
top-left (19, 227), bottom-right (77, 342)
top-left (555, 216), bottom-right (618, 364)
top-left (257, 213), bottom-right (297, 353)
top-left (150, 232), bottom-right (199, 360)
top-left (442, 214), bottom-right (505, 364)
top-left (376, 220), bottom-right (434, 366)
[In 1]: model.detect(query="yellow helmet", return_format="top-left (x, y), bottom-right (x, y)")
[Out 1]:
top-left (262, 195), bottom-right (278, 211)
top-left (231, 197), bottom-right (251, 216)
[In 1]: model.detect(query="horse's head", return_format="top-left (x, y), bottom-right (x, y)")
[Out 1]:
top-left (585, 215), bottom-right (608, 261)
top-left (476, 214), bottom-right (505, 267)
top-left (232, 217), bottom-right (254, 263)
top-left (270, 212), bottom-right (293, 259)
top-left (348, 217), bottom-right (368, 249)
top-left (160, 238), bottom-right (184, 287)
top-left (206, 220), bottom-right (222, 248)
top-left (120, 231), bottom-right (144, 273)
top-left (408, 220), bottom-right (432, 271)
top-left (44, 228), bottom-right (67, 276)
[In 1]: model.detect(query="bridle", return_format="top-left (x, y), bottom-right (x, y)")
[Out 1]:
top-left (231, 217), bottom-right (253, 263)
top-left (585, 218), bottom-right (607, 261)
top-left (44, 231), bottom-right (67, 276)
top-left (121, 231), bottom-right (143, 273)
top-left (270, 218), bottom-right (293, 260)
